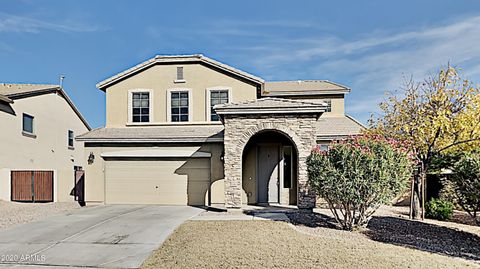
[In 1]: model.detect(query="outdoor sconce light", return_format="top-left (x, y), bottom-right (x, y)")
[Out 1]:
top-left (88, 152), bottom-right (95, 165)
top-left (220, 151), bottom-right (224, 162)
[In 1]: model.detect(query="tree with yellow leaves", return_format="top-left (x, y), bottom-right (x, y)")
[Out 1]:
top-left (368, 66), bottom-right (480, 219)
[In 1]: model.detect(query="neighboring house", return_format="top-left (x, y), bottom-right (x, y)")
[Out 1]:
top-left (77, 54), bottom-right (364, 209)
top-left (0, 84), bottom-right (91, 203)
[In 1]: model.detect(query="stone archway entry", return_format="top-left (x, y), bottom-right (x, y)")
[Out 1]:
top-left (215, 97), bottom-right (326, 210)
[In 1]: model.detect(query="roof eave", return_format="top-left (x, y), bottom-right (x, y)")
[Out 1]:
top-left (323, 80), bottom-right (351, 91)
top-left (316, 134), bottom-right (361, 141)
top-left (262, 89), bottom-right (351, 96)
top-left (345, 114), bottom-right (367, 129)
top-left (96, 55), bottom-right (264, 91)
top-left (76, 137), bottom-right (224, 143)
top-left (6, 87), bottom-right (91, 131)
top-left (5, 87), bottom-right (60, 99)
top-left (57, 89), bottom-right (92, 131)
top-left (216, 108), bottom-right (326, 115)
top-left (0, 95), bottom-right (13, 103)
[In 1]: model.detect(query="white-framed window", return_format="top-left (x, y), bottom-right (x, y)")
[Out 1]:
top-left (68, 130), bottom-right (74, 148)
top-left (319, 144), bottom-right (329, 151)
top-left (167, 89), bottom-right (192, 122)
top-left (324, 99), bottom-right (332, 112)
top-left (206, 87), bottom-right (231, 122)
top-left (22, 113), bottom-right (34, 134)
top-left (128, 89), bottom-right (153, 123)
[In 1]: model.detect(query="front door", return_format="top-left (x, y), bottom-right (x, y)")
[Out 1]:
top-left (257, 144), bottom-right (280, 204)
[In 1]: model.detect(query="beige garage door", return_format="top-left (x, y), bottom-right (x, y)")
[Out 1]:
top-left (105, 158), bottom-right (210, 205)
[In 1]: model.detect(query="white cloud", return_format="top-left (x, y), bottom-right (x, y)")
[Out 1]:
top-left (0, 13), bottom-right (99, 33)
top-left (231, 15), bottom-right (480, 123)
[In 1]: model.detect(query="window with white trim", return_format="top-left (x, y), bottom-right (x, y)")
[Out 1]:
top-left (209, 90), bottom-right (229, 121)
top-left (324, 99), bottom-right (332, 112)
top-left (319, 144), bottom-right (329, 151)
top-left (132, 92), bottom-right (150, 122)
top-left (170, 91), bottom-right (189, 122)
top-left (68, 130), bottom-right (74, 148)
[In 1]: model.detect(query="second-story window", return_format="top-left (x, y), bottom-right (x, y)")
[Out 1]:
top-left (22, 113), bottom-right (34, 134)
top-left (132, 92), bottom-right (150, 122)
top-left (171, 91), bottom-right (189, 122)
top-left (210, 90), bottom-right (229, 121)
top-left (68, 130), bottom-right (74, 148)
top-left (324, 99), bottom-right (332, 112)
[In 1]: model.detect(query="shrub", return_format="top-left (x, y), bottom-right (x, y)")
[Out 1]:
top-left (449, 151), bottom-right (480, 226)
top-left (425, 198), bottom-right (454, 221)
top-left (307, 134), bottom-right (413, 231)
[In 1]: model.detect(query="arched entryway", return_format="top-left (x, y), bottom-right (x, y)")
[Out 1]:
top-left (215, 97), bottom-right (325, 210)
top-left (242, 130), bottom-right (298, 206)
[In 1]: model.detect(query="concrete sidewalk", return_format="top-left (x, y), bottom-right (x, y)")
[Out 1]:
top-left (192, 210), bottom-right (290, 221)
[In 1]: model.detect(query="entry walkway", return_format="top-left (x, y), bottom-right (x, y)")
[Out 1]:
top-left (191, 204), bottom-right (294, 221)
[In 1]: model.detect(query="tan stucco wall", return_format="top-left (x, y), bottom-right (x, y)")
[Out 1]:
top-left (83, 143), bottom-right (225, 205)
top-left (0, 93), bottom-right (89, 202)
top-left (105, 63), bottom-right (258, 127)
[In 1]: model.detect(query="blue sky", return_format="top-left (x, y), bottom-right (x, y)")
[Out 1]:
top-left (2, 0), bottom-right (480, 128)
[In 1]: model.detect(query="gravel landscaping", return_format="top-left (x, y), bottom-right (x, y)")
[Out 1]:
top-left (0, 200), bottom-right (80, 230)
top-left (142, 220), bottom-right (479, 269)
top-left (289, 206), bottom-right (480, 261)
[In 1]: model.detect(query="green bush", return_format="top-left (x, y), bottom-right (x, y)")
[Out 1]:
top-left (449, 151), bottom-right (480, 226)
top-left (425, 198), bottom-right (454, 221)
top-left (307, 134), bottom-right (413, 230)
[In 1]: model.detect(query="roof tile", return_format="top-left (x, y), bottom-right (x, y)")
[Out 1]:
top-left (77, 116), bottom-right (365, 142)
top-left (264, 80), bottom-right (350, 96)
top-left (214, 97), bottom-right (326, 110)
top-left (77, 125), bottom-right (224, 142)
top-left (0, 83), bottom-right (59, 96)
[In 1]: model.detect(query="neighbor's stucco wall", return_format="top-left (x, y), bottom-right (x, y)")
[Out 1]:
top-left (83, 143), bottom-right (225, 205)
top-left (0, 93), bottom-right (89, 202)
top-left (105, 63), bottom-right (258, 127)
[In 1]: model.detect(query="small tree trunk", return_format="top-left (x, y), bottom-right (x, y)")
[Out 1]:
top-left (411, 171), bottom-right (424, 219)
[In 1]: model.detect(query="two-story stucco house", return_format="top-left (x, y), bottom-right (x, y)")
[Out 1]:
top-left (0, 84), bottom-right (91, 203)
top-left (77, 54), bottom-right (364, 210)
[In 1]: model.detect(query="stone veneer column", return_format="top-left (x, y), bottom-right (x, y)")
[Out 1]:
top-left (292, 115), bottom-right (317, 210)
top-left (223, 115), bottom-right (243, 208)
top-left (223, 114), bottom-right (318, 210)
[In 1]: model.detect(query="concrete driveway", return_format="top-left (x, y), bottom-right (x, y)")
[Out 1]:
top-left (0, 205), bottom-right (203, 268)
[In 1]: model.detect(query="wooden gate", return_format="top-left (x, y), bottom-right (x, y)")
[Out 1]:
top-left (11, 171), bottom-right (54, 202)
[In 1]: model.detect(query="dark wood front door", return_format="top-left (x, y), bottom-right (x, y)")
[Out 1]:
top-left (257, 144), bottom-right (280, 204)
top-left (11, 171), bottom-right (53, 202)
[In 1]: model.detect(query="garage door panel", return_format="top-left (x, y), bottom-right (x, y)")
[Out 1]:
top-left (105, 159), bottom-right (209, 205)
